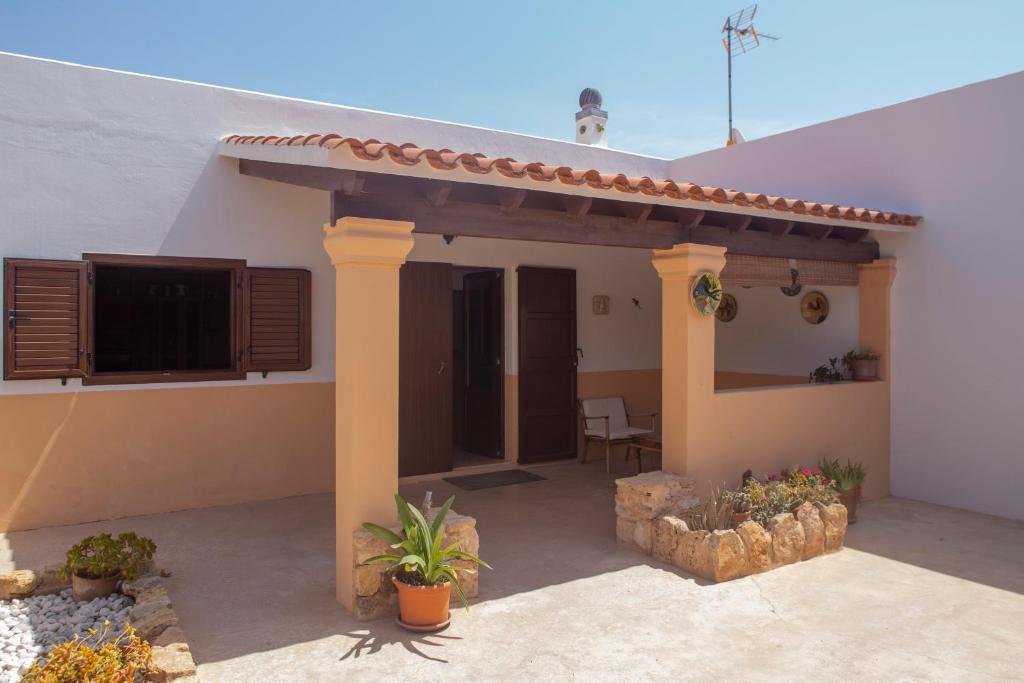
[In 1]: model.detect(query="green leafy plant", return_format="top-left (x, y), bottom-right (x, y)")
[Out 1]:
top-left (22, 622), bottom-right (153, 682)
top-left (687, 485), bottom-right (735, 531)
top-left (809, 357), bottom-right (844, 384)
top-left (362, 494), bottom-right (490, 607)
top-left (59, 532), bottom-right (156, 581)
top-left (819, 458), bottom-right (867, 491)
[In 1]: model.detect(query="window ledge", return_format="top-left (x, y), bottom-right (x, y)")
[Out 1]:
top-left (82, 370), bottom-right (247, 386)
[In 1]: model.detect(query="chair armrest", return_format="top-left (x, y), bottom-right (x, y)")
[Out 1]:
top-left (626, 412), bottom-right (658, 428)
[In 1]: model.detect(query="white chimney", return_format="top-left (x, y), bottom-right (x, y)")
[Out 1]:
top-left (575, 87), bottom-right (607, 147)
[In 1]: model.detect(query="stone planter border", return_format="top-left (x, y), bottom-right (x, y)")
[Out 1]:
top-left (1, 568), bottom-right (198, 682)
top-left (616, 471), bottom-right (849, 582)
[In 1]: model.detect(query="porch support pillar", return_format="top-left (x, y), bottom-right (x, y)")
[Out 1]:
top-left (323, 216), bottom-right (415, 613)
top-left (857, 259), bottom-right (897, 380)
top-left (652, 243), bottom-right (727, 476)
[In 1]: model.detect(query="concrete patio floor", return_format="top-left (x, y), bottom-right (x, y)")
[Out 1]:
top-left (3, 459), bottom-right (1024, 682)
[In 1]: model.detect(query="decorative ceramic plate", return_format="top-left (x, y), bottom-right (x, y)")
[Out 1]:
top-left (690, 271), bottom-right (723, 316)
top-left (800, 290), bottom-right (829, 324)
top-left (715, 293), bottom-right (738, 322)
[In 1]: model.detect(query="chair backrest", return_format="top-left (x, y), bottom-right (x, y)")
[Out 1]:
top-left (580, 397), bottom-right (628, 434)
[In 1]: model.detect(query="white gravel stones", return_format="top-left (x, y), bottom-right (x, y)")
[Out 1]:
top-left (0, 589), bottom-right (131, 682)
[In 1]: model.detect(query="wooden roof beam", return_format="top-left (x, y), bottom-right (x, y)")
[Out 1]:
top-left (621, 203), bottom-right (653, 224)
top-left (497, 188), bottom-right (528, 214)
top-left (564, 195), bottom-right (593, 220)
top-left (425, 182), bottom-right (453, 208)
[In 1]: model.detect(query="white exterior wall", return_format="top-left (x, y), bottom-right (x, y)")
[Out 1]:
top-left (672, 71), bottom-right (1024, 520)
top-left (0, 52), bottom-right (668, 396)
top-left (716, 285), bottom-right (859, 378)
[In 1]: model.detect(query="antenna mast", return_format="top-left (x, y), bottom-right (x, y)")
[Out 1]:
top-left (722, 4), bottom-right (779, 146)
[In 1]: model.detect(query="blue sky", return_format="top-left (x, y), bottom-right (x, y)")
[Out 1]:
top-left (2, 1), bottom-right (1022, 158)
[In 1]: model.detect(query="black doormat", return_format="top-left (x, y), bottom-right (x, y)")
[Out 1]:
top-left (443, 469), bottom-right (546, 491)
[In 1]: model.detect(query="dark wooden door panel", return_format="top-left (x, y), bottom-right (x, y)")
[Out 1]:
top-left (517, 266), bottom-right (577, 463)
top-left (399, 261), bottom-right (453, 477)
top-left (463, 270), bottom-right (504, 459)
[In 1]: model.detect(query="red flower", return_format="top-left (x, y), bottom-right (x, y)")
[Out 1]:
top-left (802, 469), bottom-right (812, 475)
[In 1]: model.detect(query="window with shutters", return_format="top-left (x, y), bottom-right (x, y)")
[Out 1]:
top-left (3, 254), bottom-right (311, 384)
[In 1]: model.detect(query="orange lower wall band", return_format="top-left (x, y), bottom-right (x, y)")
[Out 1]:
top-left (0, 383), bottom-right (335, 532)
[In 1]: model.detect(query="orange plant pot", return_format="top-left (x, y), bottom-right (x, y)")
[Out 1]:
top-left (392, 576), bottom-right (451, 631)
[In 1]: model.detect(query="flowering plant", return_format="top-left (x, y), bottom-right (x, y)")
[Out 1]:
top-left (744, 467), bottom-right (836, 526)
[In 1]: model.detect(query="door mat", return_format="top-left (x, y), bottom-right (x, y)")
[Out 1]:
top-left (443, 469), bottom-right (546, 491)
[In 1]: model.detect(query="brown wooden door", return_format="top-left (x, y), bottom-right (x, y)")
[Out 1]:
top-left (463, 270), bottom-right (503, 459)
top-left (517, 266), bottom-right (577, 463)
top-left (399, 261), bottom-right (453, 476)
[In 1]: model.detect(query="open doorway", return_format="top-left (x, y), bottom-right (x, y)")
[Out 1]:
top-left (399, 262), bottom-right (504, 476)
top-left (452, 267), bottom-right (504, 468)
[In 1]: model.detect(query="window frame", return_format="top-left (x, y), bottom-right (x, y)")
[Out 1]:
top-left (81, 253), bottom-right (247, 386)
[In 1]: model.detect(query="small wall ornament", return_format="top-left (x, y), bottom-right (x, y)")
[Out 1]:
top-left (800, 290), bottom-right (830, 325)
top-left (592, 294), bottom-right (610, 315)
top-left (690, 271), bottom-right (723, 316)
top-left (715, 293), bottom-right (738, 322)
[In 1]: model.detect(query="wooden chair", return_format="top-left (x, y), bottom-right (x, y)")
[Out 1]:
top-left (578, 397), bottom-right (658, 473)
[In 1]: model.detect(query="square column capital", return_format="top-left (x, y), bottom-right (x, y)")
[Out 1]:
top-left (858, 258), bottom-right (897, 290)
top-left (323, 217), bottom-right (415, 267)
top-left (652, 243), bottom-right (728, 282)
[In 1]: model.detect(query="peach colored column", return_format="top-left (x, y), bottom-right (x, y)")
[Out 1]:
top-left (858, 259), bottom-right (897, 380)
top-left (323, 217), bottom-right (415, 612)
top-left (652, 244), bottom-right (727, 475)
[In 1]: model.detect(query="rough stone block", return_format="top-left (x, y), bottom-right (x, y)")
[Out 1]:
top-left (152, 626), bottom-right (189, 649)
top-left (149, 643), bottom-right (197, 682)
top-left (736, 521), bottom-right (773, 573)
top-left (708, 530), bottom-right (749, 582)
top-left (797, 502), bottom-right (825, 559)
top-left (0, 569), bottom-right (38, 599)
top-left (615, 471), bottom-right (697, 521)
top-left (352, 529), bottom-right (393, 565)
top-left (768, 513), bottom-right (806, 566)
top-left (674, 529), bottom-right (711, 578)
top-left (652, 516), bottom-right (688, 563)
top-left (122, 575), bottom-right (162, 598)
top-left (354, 563), bottom-right (387, 597)
top-left (816, 502), bottom-right (848, 551)
top-left (130, 604), bottom-right (179, 641)
top-left (353, 590), bottom-right (398, 622)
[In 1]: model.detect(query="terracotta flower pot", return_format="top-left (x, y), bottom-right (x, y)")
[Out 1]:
top-left (71, 571), bottom-right (121, 602)
top-left (392, 575), bottom-right (451, 631)
top-left (851, 359), bottom-right (879, 381)
top-left (838, 486), bottom-right (861, 524)
top-left (731, 510), bottom-right (752, 527)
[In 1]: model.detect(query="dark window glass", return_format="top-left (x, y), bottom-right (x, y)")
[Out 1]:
top-left (93, 265), bottom-right (231, 373)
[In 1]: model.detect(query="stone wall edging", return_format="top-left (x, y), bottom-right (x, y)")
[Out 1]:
top-left (615, 471), bottom-right (849, 582)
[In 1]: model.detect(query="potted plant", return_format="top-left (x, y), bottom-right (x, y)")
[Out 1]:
top-left (59, 532), bottom-right (156, 601)
top-left (725, 489), bottom-right (752, 527)
top-left (843, 350), bottom-right (880, 381)
top-left (819, 458), bottom-right (867, 523)
top-left (362, 494), bottom-right (489, 632)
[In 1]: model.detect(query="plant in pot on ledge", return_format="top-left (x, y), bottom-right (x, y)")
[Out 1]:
top-left (843, 350), bottom-right (880, 381)
top-left (819, 458), bottom-right (867, 523)
top-left (59, 532), bottom-right (157, 601)
top-left (362, 494), bottom-right (490, 632)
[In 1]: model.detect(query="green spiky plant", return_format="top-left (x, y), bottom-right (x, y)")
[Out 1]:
top-left (687, 485), bottom-right (735, 531)
top-left (362, 494), bottom-right (490, 607)
top-left (818, 458), bottom-right (867, 491)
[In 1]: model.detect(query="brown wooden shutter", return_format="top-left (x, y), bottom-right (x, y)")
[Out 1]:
top-left (3, 258), bottom-right (90, 380)
top-left (242, 268), bottom-right (311, 372)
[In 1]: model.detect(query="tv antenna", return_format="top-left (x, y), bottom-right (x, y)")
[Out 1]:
top-left (722, 4), bottom-right (779, 146)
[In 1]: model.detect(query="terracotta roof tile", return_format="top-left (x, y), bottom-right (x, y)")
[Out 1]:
top-left (221, 133), bottom-right (922, 227)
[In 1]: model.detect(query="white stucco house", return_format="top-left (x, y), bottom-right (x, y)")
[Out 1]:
top-left (1, 50), bottom-right (1022, 615)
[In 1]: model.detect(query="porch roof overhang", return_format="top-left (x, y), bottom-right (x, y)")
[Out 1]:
top-left (218, 133), bottom-right (922, 263)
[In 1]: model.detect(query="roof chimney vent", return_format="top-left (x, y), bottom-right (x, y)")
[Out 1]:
top-left (575, 87), bottom-right (608, 147)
